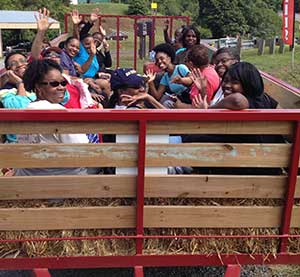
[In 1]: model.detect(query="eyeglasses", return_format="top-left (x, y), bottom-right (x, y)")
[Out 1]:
top-left (8, 58), bottom-right (27, 68)
top-left (40, 80), bottom-right (68, 87)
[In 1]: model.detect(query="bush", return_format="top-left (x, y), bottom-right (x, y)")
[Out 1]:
top-left (127, 0), bottom-right (149, 15)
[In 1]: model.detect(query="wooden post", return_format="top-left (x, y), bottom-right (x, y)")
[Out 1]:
top-left (257, 38), bottom-right (265, 55)
top-left (269, 38), bottom-right (276, 54)
top-left (278, 39), bottom-right (285, 54)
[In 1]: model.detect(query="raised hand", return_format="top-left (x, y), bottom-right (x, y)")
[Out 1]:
top-left (90, 8), bottom-right (99, 23)
top-left (163, 20), bottom-right (169, 31)
top-left (145, 69), bottom-right (156, 83)
top-left (120, 93), bottom-right (146, 107)
top-left (34, 7), bottom-right (53, 32)
top-left (192, 94), bottom-right (208, 109)
top-left (5, 70), bottom-right (22, 85)
top-left (71, 9), bottom-right (82, 25)
top-left (191, 68), bottom-right (207, 98)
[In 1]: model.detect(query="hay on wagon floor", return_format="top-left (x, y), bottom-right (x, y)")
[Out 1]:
top-left (0, 197), bottom-right (293, 258)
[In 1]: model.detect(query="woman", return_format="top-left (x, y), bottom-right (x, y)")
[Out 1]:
top-left (60, 36), bottom-right (80, 77)
top-left (146, 43), bottom-right (191, 108)
top-left (209, 47), bottom-right (240, 106)
top-left (174, 25), bottom-right (201, 64)
top-left (14, 59), bottom-right (89, 176)
top-left (193, 62), bottom-right (278, 110)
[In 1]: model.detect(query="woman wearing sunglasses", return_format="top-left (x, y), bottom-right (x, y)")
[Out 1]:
top-left (14, 59), bottom-right (89, 176)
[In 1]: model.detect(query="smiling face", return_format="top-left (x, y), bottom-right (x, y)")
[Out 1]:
top-left (214, 52), bottom-right (237, 78)
top-left (7, 53), bottom-right (28, 78)
top-left (184, 30), bottom-right (197, 48)
top-left (155, 52), bottom-right (172, 71)
top-left (82, 36), bottom-right (94, 54)
top-left (221, 73), bottom-right (244, 98)
top-left (65, 38), bottom-right (80, 57)
top-left (35, 69), bottom-right (66, 104)
top-left (92, 33), bottom-right (104, 48)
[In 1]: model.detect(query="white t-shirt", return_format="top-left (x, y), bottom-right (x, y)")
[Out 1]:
top-left (14, 100), bottom-right (88, 176)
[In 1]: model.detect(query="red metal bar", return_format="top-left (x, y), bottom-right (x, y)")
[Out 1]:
top-left (2, 254), bottom-right (300, 270)
top-left (224, 265), bottom-right (241, 277)
top-left (32, 269), bottom-right (51, 277)
top-left (136, 120), bottom-right (147, 254)
top-left (280, 121), bottom-right (300, 252)
top-left (2, 233), bottom-right (300, 244)
top-left (151, 17), bottom-right (156, 49)
top-left (116, 16), bottom-right (120, 68)
top-left (134, 18), bottom-right (137, 70)
top-left (134, 266), bottom-right (144, 277)
top-left (1, 109), bottom-right (300, 122)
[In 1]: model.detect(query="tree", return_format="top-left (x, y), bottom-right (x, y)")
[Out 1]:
top-left (127, 0), bottom-right (149, 15)
top-left (200, 0), bottom-right (248, 38)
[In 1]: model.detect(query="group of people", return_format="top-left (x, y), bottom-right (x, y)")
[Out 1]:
top-left (0, 8), bottom-right (281, 176)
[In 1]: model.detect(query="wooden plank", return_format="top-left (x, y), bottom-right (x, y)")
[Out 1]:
top-left (0, 207), bottom-right (135, 231)
top-left (147, 121), bottom-right (293, 135)
top-left (144, 206), bottom-right (283, 228)
top-left (0, 206), bottom-right (287, 230)
top-left (145, 175), bottom-right (289, 199)
top-left (291, 206), bottom-right (300, 227)
top-left (146, 143), bottom-right (290, 167)
top-left (263, 78), bottom-right (300, 109)
top-left (0, 143), bottom-right (137, 168)
top-left (0, 143), bottom-right (290, 168)
top-left (0, 175), bottom-right (136, 200)
top-left (0, 121), bottom-right (137, 134)
top-left (0, 175), bottom-right (290, 200)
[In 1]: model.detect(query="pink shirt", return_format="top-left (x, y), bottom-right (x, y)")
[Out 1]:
top-left (190, 65), bottom-right (220, 103)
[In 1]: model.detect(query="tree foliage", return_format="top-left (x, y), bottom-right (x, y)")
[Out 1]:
top-left (127, 0), bottom-right (149, 15)
top-left (0, 0), bottom-right (70, 47)
top-left (199, 0), bottom-right (282, 38)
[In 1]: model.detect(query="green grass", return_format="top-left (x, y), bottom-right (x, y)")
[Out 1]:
top-left (242, 45), bottom-right (300, 88)
top-left (72, 3), bottom-right (128, 15)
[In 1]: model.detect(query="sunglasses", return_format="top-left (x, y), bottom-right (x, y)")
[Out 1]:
top-left (44, 52), bottom-right (61, 59)
top-left (40, 80), bottom-right (68, 87)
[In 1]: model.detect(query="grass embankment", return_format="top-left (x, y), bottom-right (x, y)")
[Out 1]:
top-left (73, 3), bottom-right (128, 15)
top-left (242, 45), bottom-right (300, 88)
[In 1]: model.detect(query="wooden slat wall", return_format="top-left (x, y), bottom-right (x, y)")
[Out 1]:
top-left (146, 143), bottom-right (290, 167)
top-left (263, 78), bottom-right (300, 109)
top-left (148, 121), bottom-right (293, 135)
top-left (0, 121), bottom-right (292, 135)
top-left (2, 206), bottom-right (300, 230)
top-left (0, 207), bottom-right (135, 230)
top-left (0, 175), bottom-right (296, 200)
top-left (0, 122), bottom-right (138, 134)
top-left (0, 206), bottom-right (300, 231)
top-left (0, 143), bottom-right (290, 168)
top-left (0, 143), bottom-right (137, 168)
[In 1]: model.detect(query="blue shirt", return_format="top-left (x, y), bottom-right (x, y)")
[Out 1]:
top-left (160, 64), bottom-right (190, 95)
top-left (73, 43), bottom-right (99, 78)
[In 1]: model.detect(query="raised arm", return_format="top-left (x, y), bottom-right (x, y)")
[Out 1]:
top-left (80, 8), bottom-right (99, 40)
top-left (71, 10), bottom-right (81, 40)
top-left (31, 8), bottom-right (53, 60)
top-left (163, 20), bottom-right (172, 44)
top-left (76, 41), bottom-right (97, 74)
